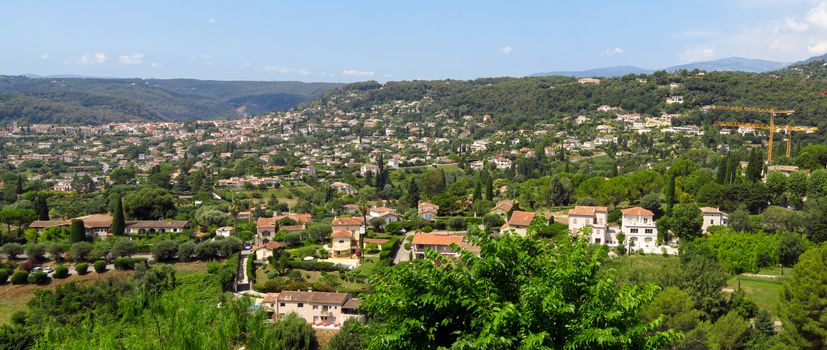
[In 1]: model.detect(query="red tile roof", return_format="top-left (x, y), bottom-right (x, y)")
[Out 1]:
top-left (278, 291), bottom-right (351, 305)
top-left (332, 230), bottom-right (353, 238)
top-left (621, 207), bottom-right (654, 217)
top-left (363, 238), bottom-right (390, 245)
top-left (492, 200), bottom-right (514, 213)
top-left (332, 217), bottom-right (365, 226)
top-left (568, 206), bottom-right (608, 216)
top-left (257, 217), bottom-right (277, 228)
top-left (700, 207), bottom-right (726, 215)
top-left (412, 233), bottom-right (464, 246)
top-left (508, 211), bottom-right (536, 227)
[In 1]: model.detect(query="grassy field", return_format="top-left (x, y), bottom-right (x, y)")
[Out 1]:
top-left (727, 274), bottom-right (786, 317)
top-left (0, 261), bottom-right (210, 325)
top-left (603, 254), bottom-right (680, 282)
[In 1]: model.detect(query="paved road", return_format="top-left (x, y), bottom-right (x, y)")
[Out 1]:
top-left (393, 231), bottom-right (413, 264)
top-left (235, 249), bottom-right (251, 292)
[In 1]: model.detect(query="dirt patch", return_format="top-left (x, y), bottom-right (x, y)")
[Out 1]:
top-left (314, 329), bottom-right (337, 349)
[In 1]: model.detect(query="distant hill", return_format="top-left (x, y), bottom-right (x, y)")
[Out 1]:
top-left (532, 57), bottom-right (792, 78)
top-left (531, 66), bottom-right (653, 78)
top-left (665, 57), bottom-right (789, 73)
top-left (0, 76), bottom-right (342, 124)
top-left (799, 53), bottom-right (827, 64)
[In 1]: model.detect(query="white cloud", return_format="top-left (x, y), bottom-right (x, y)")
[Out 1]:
top-left (79, 52), bottom-right (107, 65)
top-left (498, 46), bottom-right (513, 55)
top-left (40, 53), bottom-right (49, 60)
top-left (600, 47), bottom-right (624, 56)
top-left (208, 17), bottom-right (216, 24)
top-left (784, 17), bottom-right (811, 32)
top-left (118, 53), bottom-right (144, 65)
top-left (807, 2), bottom-right (827, 28)
top-left (264, 65), bottom-right (292, 73)
top-left (263, 65), bottom-right (311, 75)
top-left (151, 62), bottom-right (162, 68)
top-left (679, 46), bottom-right (717, 62)
top-left (298, 69), bottom-right (311, 76)
top-left (808, 40), bottom-right (827, 53)
top-left (342, 69), bottom-right (375, 77)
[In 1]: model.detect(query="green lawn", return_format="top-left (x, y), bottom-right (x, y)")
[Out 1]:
top-left (727, 274), bottom-right (786, 317)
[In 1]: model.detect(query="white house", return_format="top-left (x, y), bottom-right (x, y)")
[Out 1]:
top-left (620, 207), bottom-right (657, 250)
top-left (567, 206), bottom-right (612, 244)
top-left (275, 290), bottom-right (363, 326)
top-left (216, 226), bottom-right (236, 237)
top-left (492, 157), bottom-right (512, 170)
top-left (700, 207), bottom-right (728, 233)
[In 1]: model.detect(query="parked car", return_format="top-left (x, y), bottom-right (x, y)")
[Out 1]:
top-left (43, 266), bottom-right (54, 274)
top-left (243, 243), bottom-right (252, 250)
top-left (32, 267), bottom-right (42, 273)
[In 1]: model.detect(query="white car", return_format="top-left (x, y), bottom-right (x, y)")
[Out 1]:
top-left (43, 266), bottom-right (54, 274)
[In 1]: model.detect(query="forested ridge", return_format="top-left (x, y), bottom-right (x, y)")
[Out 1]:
top-left (0, 76), bottom-right (341, 124)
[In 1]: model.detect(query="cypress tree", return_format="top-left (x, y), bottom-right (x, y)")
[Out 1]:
top-left (716, 154), bottom-right (729, 184)
top-left (745, 148), bottom-right (763, 182)
top-left (33, 194), bottom-right (49, 220)
top-left (473, 179), bottom-right (482, 201)
top-left (112, 195), bottom-right (126, 236)
top-left (70, 219), bottom-right (86, 243)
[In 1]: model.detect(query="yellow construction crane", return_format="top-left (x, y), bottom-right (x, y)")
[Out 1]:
top-left (708, 106), bottom-right (817, 162)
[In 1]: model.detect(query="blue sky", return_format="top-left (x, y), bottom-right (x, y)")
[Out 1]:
top-left (2, 0), bottom-right (827, 82)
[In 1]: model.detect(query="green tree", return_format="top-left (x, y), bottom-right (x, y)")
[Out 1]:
top-left (727, 206), bottom-right (752, 232)
top-left (766, 171), bottom-right (787, 206)
top-left (405, 179), bottom-right (420, 208)
top-left (32, 193), bottom-right (49, 220)
top-left (745, 148), bottom-right (763, 182)
top-left (641, 287), bottom-right (703, 332)
top-left (779, 244), bottom-right (827, 349)
top-left (69, 219), bottom-right (86, 243)
top-left (670, 203), bottom-right (703, 239)
top-left (0, 243), bottom-right (24, 259)
top-left (707, 310), bottom-right (750, 350)
top-left (665, 173), bottom-right (676, 214)
top-left (69, 241), bottom-right (93, 261)
top-left (122, 187), bottom-right (177, 220)
top-left (786, 171), bottom-right (808, 209)
top-left (361, 230), bottom-right (679, 349)
top-left (248, 313), bottom-right (316, 350)
top-left (779, 233), bottom-right (806, 267)
top-left (111, 194), bottom-right (125, 236)
top-left (326, 320), bottom-right (365, 350)
top-left (24, 243), bottom-right (46, 260)
top-left (110, 239), bottom-right (137, 258)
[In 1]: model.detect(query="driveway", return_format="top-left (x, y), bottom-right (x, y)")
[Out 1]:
top-left (393, 231), bottom-right (413, 264)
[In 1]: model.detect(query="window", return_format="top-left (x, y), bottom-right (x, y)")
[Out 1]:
top-left (643, 218), bottom-right (648, 223)
top-left (313, 305), bottom-right (318, 310)
top-left (298, 303), bottom-right (304, 308)
top-left (630, 228), bottom-right (639, 234)
top-left (645, 229), bottom-right (653, 234)
top-left (710, 220), bottom-right (714, 224)
top-left (594, 238), bottom-right (601, 244)
top-left (280, 303), bottom-right (285, 307)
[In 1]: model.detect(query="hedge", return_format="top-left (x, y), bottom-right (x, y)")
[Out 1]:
top-left (28, 271), bottom-right (48, 284)
top-left (10, 270), bottom-right (29, 285)
top-left (93, 260), bottom-right (107, 273)
top-left (75, 262), bottom-right (89, 275)
top-left (0, 269), bottom-right (8, 284)
top-left (379, 237), bottom-right (402, 264)
top-left (114, 257), bottom-right (149, 270)
top-left (53, 265), bottom-right (69, 279)
top-left (247, 253), bottom-right (256, 283)
top-left (286, 260), bottom-right (343, 272)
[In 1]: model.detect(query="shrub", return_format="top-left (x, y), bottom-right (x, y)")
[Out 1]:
top-left (178, 241), bottom-right (196, 261)
top-left (75, 262), bottom-right (89, 275)
top-left (69, 242), bottom-right (93, 261)
top-left (93, 260), bottom-right (107, 273)
top-left (53, 264), bottom-right (69, 278)
top-left (27, 271), bottom-right (48, 284)
top-left (1, 243), bottom-right (24, 259)
top-left (114, 257), bottom-right (148, 270)
top-left (10, 270), bottom-right (29, 284)
top-left (0, 269), bottom-right (8, 284)
top-left (152, 240), bottom-right (179, 262)
top-left (286, 260), bottom-right (343, 272)
top-left (110, 239), bottom-right (137, 258)
top-left (25, 243), bottom-right (47, 260)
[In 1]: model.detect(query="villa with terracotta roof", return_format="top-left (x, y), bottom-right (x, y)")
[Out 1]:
top-left (489, 200), bottom-right (515, 217)
top-left (331, 216), bottom-right (365, 242)
top-left (256, 213), bottom-right (311, 244)
top-left (331, 230), bottom-right (355, 257)
top-left (418, 201), bottom-right (439, 221)
top-left (276, 290), bottom-right (363, 325)
top-left (501, 210), bottom-right (550, 236)
top-left (124, 220), bottom-right (190, 234)
top-left (567, 206), bottom-right (611, 244)
top-left (700, 207), bottom-right (728, 233)
top-left (620, 207), bottom-right (657, 249)
top-left (411, 233), bottom-right (466, 259)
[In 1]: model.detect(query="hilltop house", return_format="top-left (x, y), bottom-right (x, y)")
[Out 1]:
top-left (331, 230), bottom-right (355, 257)
top-left (418, 201), bottom-right (439, 221)
top-left (275, 290), bottom-right (363, 325)
top-left (124, 220), bottom-right (190, 234)
top-left (501, 211), bottom-right (548, 237)
top-left (620, 207), bottom-right (657, 250)
top-left (700, 207), bottom-right (728, 233)
top-left (411, 233), bottom-right (479, 259)
top-left (567, 206), bottom-right (611, 244)
top-left (368, 207), bottom-right (403, 226)
top-left (489, 200), bottom-right (514, 218)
